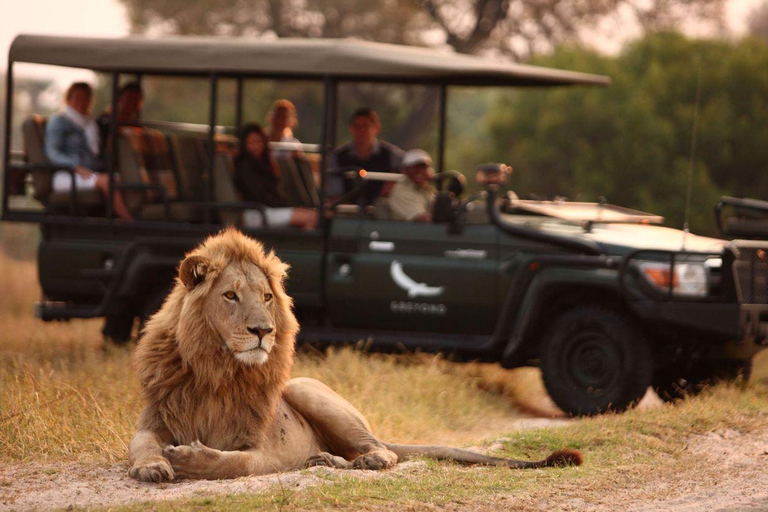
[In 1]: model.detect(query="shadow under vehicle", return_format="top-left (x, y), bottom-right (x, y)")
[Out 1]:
top-left (3, 35), bottom-right (768, 416)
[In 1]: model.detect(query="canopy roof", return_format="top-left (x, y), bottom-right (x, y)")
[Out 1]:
top-left (9, 34), bottom-right (609, 87)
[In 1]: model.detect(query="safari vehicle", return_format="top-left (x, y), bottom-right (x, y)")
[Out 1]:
top-left (4, 35), bottom-right (768, 416)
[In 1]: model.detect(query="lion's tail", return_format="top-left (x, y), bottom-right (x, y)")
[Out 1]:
top-left (383, 443), bottom-right (582, 469)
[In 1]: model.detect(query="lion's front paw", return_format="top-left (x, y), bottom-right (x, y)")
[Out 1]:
top-left (306, 452), bottom-right (352, 469)
top-left (129, 456), bottom-right (175, 482)
top-left (163, 441), bottom-right (220, 479)
top-left (352, 449), bottom-right (398, 471)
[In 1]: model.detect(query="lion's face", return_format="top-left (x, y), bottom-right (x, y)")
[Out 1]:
top-left (202, 262), bottom-right (278, 365)
top-left (177, 246), bottom-right (291, 367)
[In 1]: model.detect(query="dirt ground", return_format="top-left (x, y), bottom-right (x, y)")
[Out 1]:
top-left (2, 408), bottom-right (767, 512)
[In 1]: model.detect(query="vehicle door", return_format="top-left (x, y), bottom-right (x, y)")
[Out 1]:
top-left (326, 216), bottom-right (499, 335)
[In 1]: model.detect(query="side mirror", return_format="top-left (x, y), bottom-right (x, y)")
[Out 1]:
top-left (476, 163), bottom-right (511, 187)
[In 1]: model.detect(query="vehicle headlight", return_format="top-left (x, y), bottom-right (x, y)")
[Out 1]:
top-left (637, 260), bottom-right (709, 297)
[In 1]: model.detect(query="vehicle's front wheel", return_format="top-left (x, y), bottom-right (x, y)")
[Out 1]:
top-left (541, 306), bottom-right (653, 416)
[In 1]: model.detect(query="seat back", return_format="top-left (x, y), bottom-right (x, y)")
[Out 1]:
top-left (139, 128), bottom-right (178, 200)
top-left (294, 157), bottom-right (320, 207)
top-left (373, 197), bottom-right (393, 220)
top-left (116, 127), bottom-right (146, 211)
top-left (213, 152), bottom-right (241, 226)
top-left (275, 154), bottom-right (315, 207)
top-left (169, 134), bottom-right (207, 201)
top-left (117, 126), bottom-right (181, 213)
top-left (22, 115), bottom-right (52, 201)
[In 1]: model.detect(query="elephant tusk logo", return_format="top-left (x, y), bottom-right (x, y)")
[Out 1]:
top-left (390, 261), bottom-right (444, 298)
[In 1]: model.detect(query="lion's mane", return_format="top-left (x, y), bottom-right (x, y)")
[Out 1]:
top-left (132, 228), bottom-right (300, 448)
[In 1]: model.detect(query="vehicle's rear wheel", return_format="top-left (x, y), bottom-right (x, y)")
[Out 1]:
top-left (102, 311), bottom-right (136, 345)
top-left (139, 287), bottom-right (172, 332)
top-left (653, 358), bottom-right (752, 402)
top-left (540, 306), bottom-right (653, 416)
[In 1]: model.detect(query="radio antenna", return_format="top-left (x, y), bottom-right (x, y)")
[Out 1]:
top-left (682, 66), bottom-right (702, 250)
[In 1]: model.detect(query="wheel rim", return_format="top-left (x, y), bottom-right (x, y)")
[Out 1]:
top-left (563, 331), bottom-right (621, 397)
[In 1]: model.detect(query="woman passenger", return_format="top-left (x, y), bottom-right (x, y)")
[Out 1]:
top-left (234, 123), bottom-right (316, 230)
top-left (45, 82), bottom-right (133, 221)
top-left (266, 99), bottom-right (301, 159)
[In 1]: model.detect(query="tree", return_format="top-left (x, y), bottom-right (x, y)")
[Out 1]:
top-left (749, 0), bottom-right (768, 43)
top-left (485, 32), bottom-right (768, 235)
top-left (418, 0), bottom-right (725, 58)
top-left (118, 0), bottom-right (725, 59)
top-left (120, 0), bottom-right (426, 45)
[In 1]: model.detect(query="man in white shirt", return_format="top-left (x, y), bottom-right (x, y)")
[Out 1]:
top-left (389, 149), bottom-right (436, 222)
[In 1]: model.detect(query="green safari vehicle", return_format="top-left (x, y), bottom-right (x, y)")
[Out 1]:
top-left (3, 35), bottom-right (768, 415)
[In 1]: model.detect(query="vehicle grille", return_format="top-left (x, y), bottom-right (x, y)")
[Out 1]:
top-left (732, 244), bottom-right (768, 304)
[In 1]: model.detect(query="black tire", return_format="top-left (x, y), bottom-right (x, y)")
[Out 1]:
top-left (653, 358), bottom-right (753, 402)
top-left (540, 306), bottom-right (653, 416)
top-left (139, 288), bottom-right (171, 332)
top-left (102, 312), bottom-right (136, 345)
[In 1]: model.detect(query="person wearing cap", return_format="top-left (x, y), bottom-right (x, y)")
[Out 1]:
top-left (328, 107), bottom-right (404, 206)
top-left (389, 149), bottom-right (436, 223)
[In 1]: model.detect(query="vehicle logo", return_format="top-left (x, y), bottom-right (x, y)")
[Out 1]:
top-left (445, 248), bottom-right (487, 260)
top-left (390, 261), bottom-right (444, 298)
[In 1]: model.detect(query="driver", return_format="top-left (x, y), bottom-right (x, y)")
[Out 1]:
top-left (389, 149), bottom-right (436, 222)
top-left (328, 107), bottom-right (404, 206)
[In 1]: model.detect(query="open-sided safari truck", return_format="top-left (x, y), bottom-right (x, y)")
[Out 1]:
top-left (4, 35), bottom-right (768, 416)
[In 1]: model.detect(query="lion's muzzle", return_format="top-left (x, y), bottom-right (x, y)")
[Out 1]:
top-left (247, 326), bottom-right (274, 342)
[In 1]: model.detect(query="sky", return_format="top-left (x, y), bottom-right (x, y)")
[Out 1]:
top-left (0, 0), bottom-right (764, 87)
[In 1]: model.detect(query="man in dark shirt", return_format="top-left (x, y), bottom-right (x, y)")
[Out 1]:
top-left (97, 81), bottom-right (143, 157)
top-left (328, 107), bottom-right (404, 206)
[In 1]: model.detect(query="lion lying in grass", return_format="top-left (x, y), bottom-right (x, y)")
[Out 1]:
top-left (128, 228), bottom-right (582, 482)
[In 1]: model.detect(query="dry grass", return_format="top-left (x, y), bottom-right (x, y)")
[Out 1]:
top-left (3, 223), bottom-right (768, 510)
top-left (0, 231), bottom-right (525, 463)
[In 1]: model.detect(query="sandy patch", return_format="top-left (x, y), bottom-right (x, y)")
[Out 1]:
top-left (0, 416), bottom-right (568, 511)
top-left (3, 404), bottom-right (766, 512)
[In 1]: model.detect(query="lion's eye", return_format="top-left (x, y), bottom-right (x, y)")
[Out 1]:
top-left (223, 291), bottom-right (238, 301)
top-left (264, 293), bottom-right (273, 302)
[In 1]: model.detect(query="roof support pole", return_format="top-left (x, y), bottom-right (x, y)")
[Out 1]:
top-left (436, 83), bottom-right (447, 174)
top-left (106, 71), bottom-right (120, 220)
top-left (318, 75), bottom-right (338, 212)
top-left (205, 73), bottom-right (218, 225)
top-left (2, 62), bottom-right (13, 218)
top-left (235, 77), bottom-right (243, 133)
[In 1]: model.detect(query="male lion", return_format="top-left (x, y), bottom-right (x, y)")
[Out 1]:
top-left (129, 228), bottom-right (582, 482)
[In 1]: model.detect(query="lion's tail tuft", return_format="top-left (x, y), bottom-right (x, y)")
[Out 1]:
top-left (545, 448), bottom-right (583, 467)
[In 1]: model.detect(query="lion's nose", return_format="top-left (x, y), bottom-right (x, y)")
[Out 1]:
top-left (247, 326), bottom-right (273, 341)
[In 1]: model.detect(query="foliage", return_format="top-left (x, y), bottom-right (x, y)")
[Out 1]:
top-left (418, 0), bottom-right (725, 58)
top-left (119, 0), bottom-right (425, 44)
top-left (749, 0), bottom-right (768, 43)
top-left (117, 0), bottom-right (725, 60)
top-left (486, 33), bottom-right (768, 235)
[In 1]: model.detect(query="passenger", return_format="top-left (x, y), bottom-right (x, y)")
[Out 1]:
top-left (389, 149), bottom-right (436, 223)
top-left (45, 82), bottom-right (133, 221)
top-left (266, 99), bottom-right (301, 159)
top-left (329, 107), bottom-right (404, 206)
top-left (97, 81), bottom-right (143, 154)
top-left (235, 123), bottom-right (317, 230)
